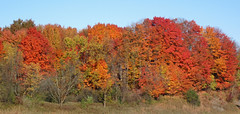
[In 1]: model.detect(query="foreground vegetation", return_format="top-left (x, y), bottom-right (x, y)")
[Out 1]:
top-left (0, 91), bottom-right (239, 114)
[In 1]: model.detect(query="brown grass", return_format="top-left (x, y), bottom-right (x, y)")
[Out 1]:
top-left (0, 91), bottom-right (239, 114)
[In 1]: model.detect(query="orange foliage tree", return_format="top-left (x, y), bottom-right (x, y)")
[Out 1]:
top-left (1, 29), bottom-right (27, 45)
top-left (202, 27), bottom-right (237, 89)
top-left (87, 23), bottom-right (125, 100)
top-left (139, 64), bottom-right (165, 98)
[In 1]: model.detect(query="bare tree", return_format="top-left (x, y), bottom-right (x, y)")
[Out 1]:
top-left (47, 62), bottom-right (81, 107)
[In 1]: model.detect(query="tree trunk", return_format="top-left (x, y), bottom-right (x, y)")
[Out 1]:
top-left (60, 98), bottom-right (64, 108)
top-left (60, 102), bottom-right (62, 108)
top-left (104, 91), bottom-right (107, 107)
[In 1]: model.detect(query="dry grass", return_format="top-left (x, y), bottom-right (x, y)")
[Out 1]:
top-left (0, 91), bottom-right (239, 114)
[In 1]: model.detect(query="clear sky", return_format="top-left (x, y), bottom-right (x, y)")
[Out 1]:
top-left (1, 0), bottom-right (240, 45)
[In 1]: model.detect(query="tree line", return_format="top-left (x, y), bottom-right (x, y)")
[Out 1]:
top-left (0, 17), bottom-right (239, 106)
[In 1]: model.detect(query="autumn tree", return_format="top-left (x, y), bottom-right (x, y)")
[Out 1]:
top-left (84, 59), bottom-right (113, 107)
top-left (190, 37), bottom-right (212, 90)
top-left (0, 42), bottom-right (23, 103)
top-left (139, 64), bottom-right (165, 98)
top-left (21, 63), bottom-right (43, 97)
top-left (80, 32), bottom-right (114, 106)
top-left (47, 36), bottom-right (86, 106)
top-left (87, 23), bottom-right (123, 102)
top-left (0, 29), bottom-right (27, 46)
top-left (175, 19), bottom-right (212, 90)
top-left (42, 24), bottom-right (64, 50)
top-left (87, 23), bottom-right (123, 67)
top-left (202, 27), bottom-right (237, 89)
top-left (217, 30), bottom-right (238, 87)
top-left (122, 26), bottom-right (142, 90)
top-left (19, 27), bottom-right (53, 75)
top-left (63, 27), bottom-right (78, 38)
top-left (42, 25), bottom-right (79, 72)
top-left (137, 17), bottom-right (192, 95)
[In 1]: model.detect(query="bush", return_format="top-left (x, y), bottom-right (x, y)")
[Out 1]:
top-left (76, 88), bottom-right (100, 103)
top-left (86, 96), bottom-right (94, 104)
top-left (109, 86), bottom-right (122, 103)
top-left (141, 92), bottom-right (153, 104)
top-left (65, 95), bottom-right (78, 102)
top-left (80, 96), bottom-right (94, 108)
top-left (185, 89), bottom-right (200, 106)
top-left (0, 84), bottom-right (16, 104)
top-left (22, 96), bottom-right (41, 108)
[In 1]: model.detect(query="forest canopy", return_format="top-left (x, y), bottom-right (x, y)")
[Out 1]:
top-left (0, 17), bottom-right (239, 106)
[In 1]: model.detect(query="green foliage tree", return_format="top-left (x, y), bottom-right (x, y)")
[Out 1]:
top-left (10, 19), bottom-right (35, 34)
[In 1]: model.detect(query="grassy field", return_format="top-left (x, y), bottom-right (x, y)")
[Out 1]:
top-left (0, 91), bottom-right (239, 114)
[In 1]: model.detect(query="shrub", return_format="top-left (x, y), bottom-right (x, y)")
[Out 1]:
top-left (80, 96), bottom-right (94, 108)
top-left (86, 96), bottom-right (94, 104)
top-left (0, 84), bottom-right (16, 104)
top-left (76, 88), bottom-right (101, 103)
top-left (140, 92), bottom-right (154, 104)
top-left (109, 86), bottom-right (122, 103)
top-left (65, 95), bottom-right (78, 102)
top-left (185, 89), bottom-right (200, 106)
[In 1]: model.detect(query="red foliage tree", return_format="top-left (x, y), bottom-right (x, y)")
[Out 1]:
top-left (190, 37), bottom-right (212, 90)
top-left (217, 30), bottom-right (238, 89)
top-left (138, 17), bottom-right (193, 95)
top-left (175, 19), bottom-right (212, 90)
top-left (19, 27), bottom-right (53, 74)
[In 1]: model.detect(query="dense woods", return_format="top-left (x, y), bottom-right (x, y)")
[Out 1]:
top-left (0, 17), bottom-right (239, 107)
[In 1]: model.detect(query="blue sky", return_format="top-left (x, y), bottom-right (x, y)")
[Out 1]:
top-left (1, 0), bottom-right (240, 45)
